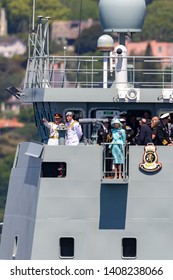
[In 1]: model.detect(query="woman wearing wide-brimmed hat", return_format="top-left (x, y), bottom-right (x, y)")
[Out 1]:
top-left (109, 118), bottom-right (126, 179)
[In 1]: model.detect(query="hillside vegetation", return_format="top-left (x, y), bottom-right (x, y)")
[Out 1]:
top-left (0, 0), bottom-right (172, 42)
top-left (135, 0), bottom-right (173, 42)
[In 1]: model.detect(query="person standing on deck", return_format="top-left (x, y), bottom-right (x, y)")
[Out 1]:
top-left (136, 118), bottom-right (152, 145)
top-left (97, 119), bottom-right (112, 178)
top-left (42, 113), bottom-right (64, 145)
top-left (109, 118), bottom-right (126, 179)
top-left (119, 118), bottom-right (134, 144)
top-left (155, 113), bottom-right (173, 146)
top-left (151, 116), bottom-right (159, 145)
top-left (65, 111), bottom-right (83, 145)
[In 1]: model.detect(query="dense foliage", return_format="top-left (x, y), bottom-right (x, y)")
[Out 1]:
top-left (75, 23), bottom-right (103, 54)
top-left (0, 56), bottom-right (26, 101)
top-left (0, 0), bottom-right (70, 33)
top-left (134, 0), bottom-right (173, 42)
top-left (60, 0), bottom-right (99, 21)
top-left (0, 0), bottom-right (157, 35)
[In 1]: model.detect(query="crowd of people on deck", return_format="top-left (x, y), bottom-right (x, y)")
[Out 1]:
top-left (96, 111), bottom-right (173, 178)
top-left (42, 110), bottom-right (173, 179)
top-left (97, 111), bottom-right (173, 147)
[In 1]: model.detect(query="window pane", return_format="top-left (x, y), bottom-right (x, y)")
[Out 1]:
top-left (60, 237), bottom-right (74, 258)
top-left (41, 162), bottom-right (66, 178)
top-left (12, 236), bottom-right (19, 259)
top-left (122, 238), bottom-right (136, 258)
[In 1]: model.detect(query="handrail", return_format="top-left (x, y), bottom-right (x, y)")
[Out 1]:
top-left (101, 143), bottom-right (129, 180)
top-left (24, 55), bottom-right (173, 89)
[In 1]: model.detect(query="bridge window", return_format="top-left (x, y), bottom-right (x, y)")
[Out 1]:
top-left (41, 162), bottom-right (66, 178)
top-left (122, 238), bottom-right (137, 258)
top-left (59, 237), bottom-right (74, 258)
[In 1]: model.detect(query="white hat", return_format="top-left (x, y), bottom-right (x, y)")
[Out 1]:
top-left (66, 111), bottom-right (73, 116)
top-left (160, 113), bottom-right (169, 119)
top-left (111, 118), bottom-right (121, 126)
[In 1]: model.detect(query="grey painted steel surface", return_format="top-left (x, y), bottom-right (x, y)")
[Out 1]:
top-left (1, 143), bottom-right (173, 259)
top-left (22, 88), bottom-right (165, 103)
top-left (99, 0), bottom-right (146, 32)
top-left (0, 142), bottom-right (42, 259)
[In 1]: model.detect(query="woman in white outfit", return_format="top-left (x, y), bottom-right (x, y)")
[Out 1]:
top-left (42, 113), bottom-right (63, 145)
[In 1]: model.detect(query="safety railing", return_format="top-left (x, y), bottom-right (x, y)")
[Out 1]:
top-left (102, 143), bottom-right (129, 180)
top-left (24, 55), bottom-right (173, 89)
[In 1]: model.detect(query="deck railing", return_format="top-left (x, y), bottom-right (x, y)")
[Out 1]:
top-left (102, 143), bottom-right (129, 180)
top-left (24, 55), bottom-right (173, 89)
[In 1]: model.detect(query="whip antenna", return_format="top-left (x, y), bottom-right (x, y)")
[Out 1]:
top-left (77, 0), bottom-right (83, 55)
top-left (32, 0), bottom-right (36, 31)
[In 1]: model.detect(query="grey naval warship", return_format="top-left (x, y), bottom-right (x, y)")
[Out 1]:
top-left (1, 0), bottom-right (173, 260)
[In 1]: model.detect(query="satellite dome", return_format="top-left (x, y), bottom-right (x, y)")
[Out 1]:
top-left (97, 34), bottom-right (114, 52)
top-left (99, 0), bottom-right (146, 33)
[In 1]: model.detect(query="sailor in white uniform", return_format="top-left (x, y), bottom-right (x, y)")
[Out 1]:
top-left (65, 111), bottom-right (83, 145)
top-left (42, 113), bottom-right (63, 145)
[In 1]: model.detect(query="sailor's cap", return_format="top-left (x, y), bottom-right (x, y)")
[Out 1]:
top-left (66, 111), bottom-right (73, 116)
top-left (119, 111), bottom-right (127, 117)
top-left (119, 118), bottom-right (126, 122)
top-left (54, 113), bottom-right (62, 119)
top-left (160, 113), bottom-right (169, 120)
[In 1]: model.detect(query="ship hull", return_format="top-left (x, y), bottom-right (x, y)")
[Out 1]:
top-left (1, 142), bottom-right (173, 259)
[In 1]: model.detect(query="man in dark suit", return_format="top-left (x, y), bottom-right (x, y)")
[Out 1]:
top-left (97, 120), bottom-right (112, 177)
top-left (136, 118), bottom-right (152, 145)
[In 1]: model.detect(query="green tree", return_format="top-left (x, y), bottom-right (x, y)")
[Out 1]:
top-left (4, 0), bottom-right (70, 34)
top-left (18, 106), bottom-right (35, 123)
top-left (134, 0), bottom-right (173, 42)
top-left (49, 40), bottom-right (64, 55)
top-left (133, 43), bottom-right (161, 87)
top-left (61, 0), bottom-right (99, 20)
top-left (0, 56), bottom-right (26, 101)
top-left (74, 23), bottom-right (103, 54)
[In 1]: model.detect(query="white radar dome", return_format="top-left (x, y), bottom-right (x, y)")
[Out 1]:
top-left (99, 0), bottom-right (146, 33)
top-left (97, 34), bottom-right (114, 52)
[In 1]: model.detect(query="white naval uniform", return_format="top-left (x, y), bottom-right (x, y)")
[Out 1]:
top-left (43, 121), bottom-right (59, 145)
top-left (65, 120), bottom-right (83, 145)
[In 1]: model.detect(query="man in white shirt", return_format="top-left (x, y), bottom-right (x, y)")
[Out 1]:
top-left (65, 112), bottom-right (83, 145)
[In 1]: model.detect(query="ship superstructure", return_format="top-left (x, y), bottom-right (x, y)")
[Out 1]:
top-left (1, 0), bottom-right (173, 259)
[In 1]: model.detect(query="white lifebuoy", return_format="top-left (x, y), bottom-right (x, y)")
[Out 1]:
top-left (127, 88), bottom-right (137, 100)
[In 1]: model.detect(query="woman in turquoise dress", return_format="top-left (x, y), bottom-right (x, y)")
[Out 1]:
top-left (109, 118), bottom-right (126, 178)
